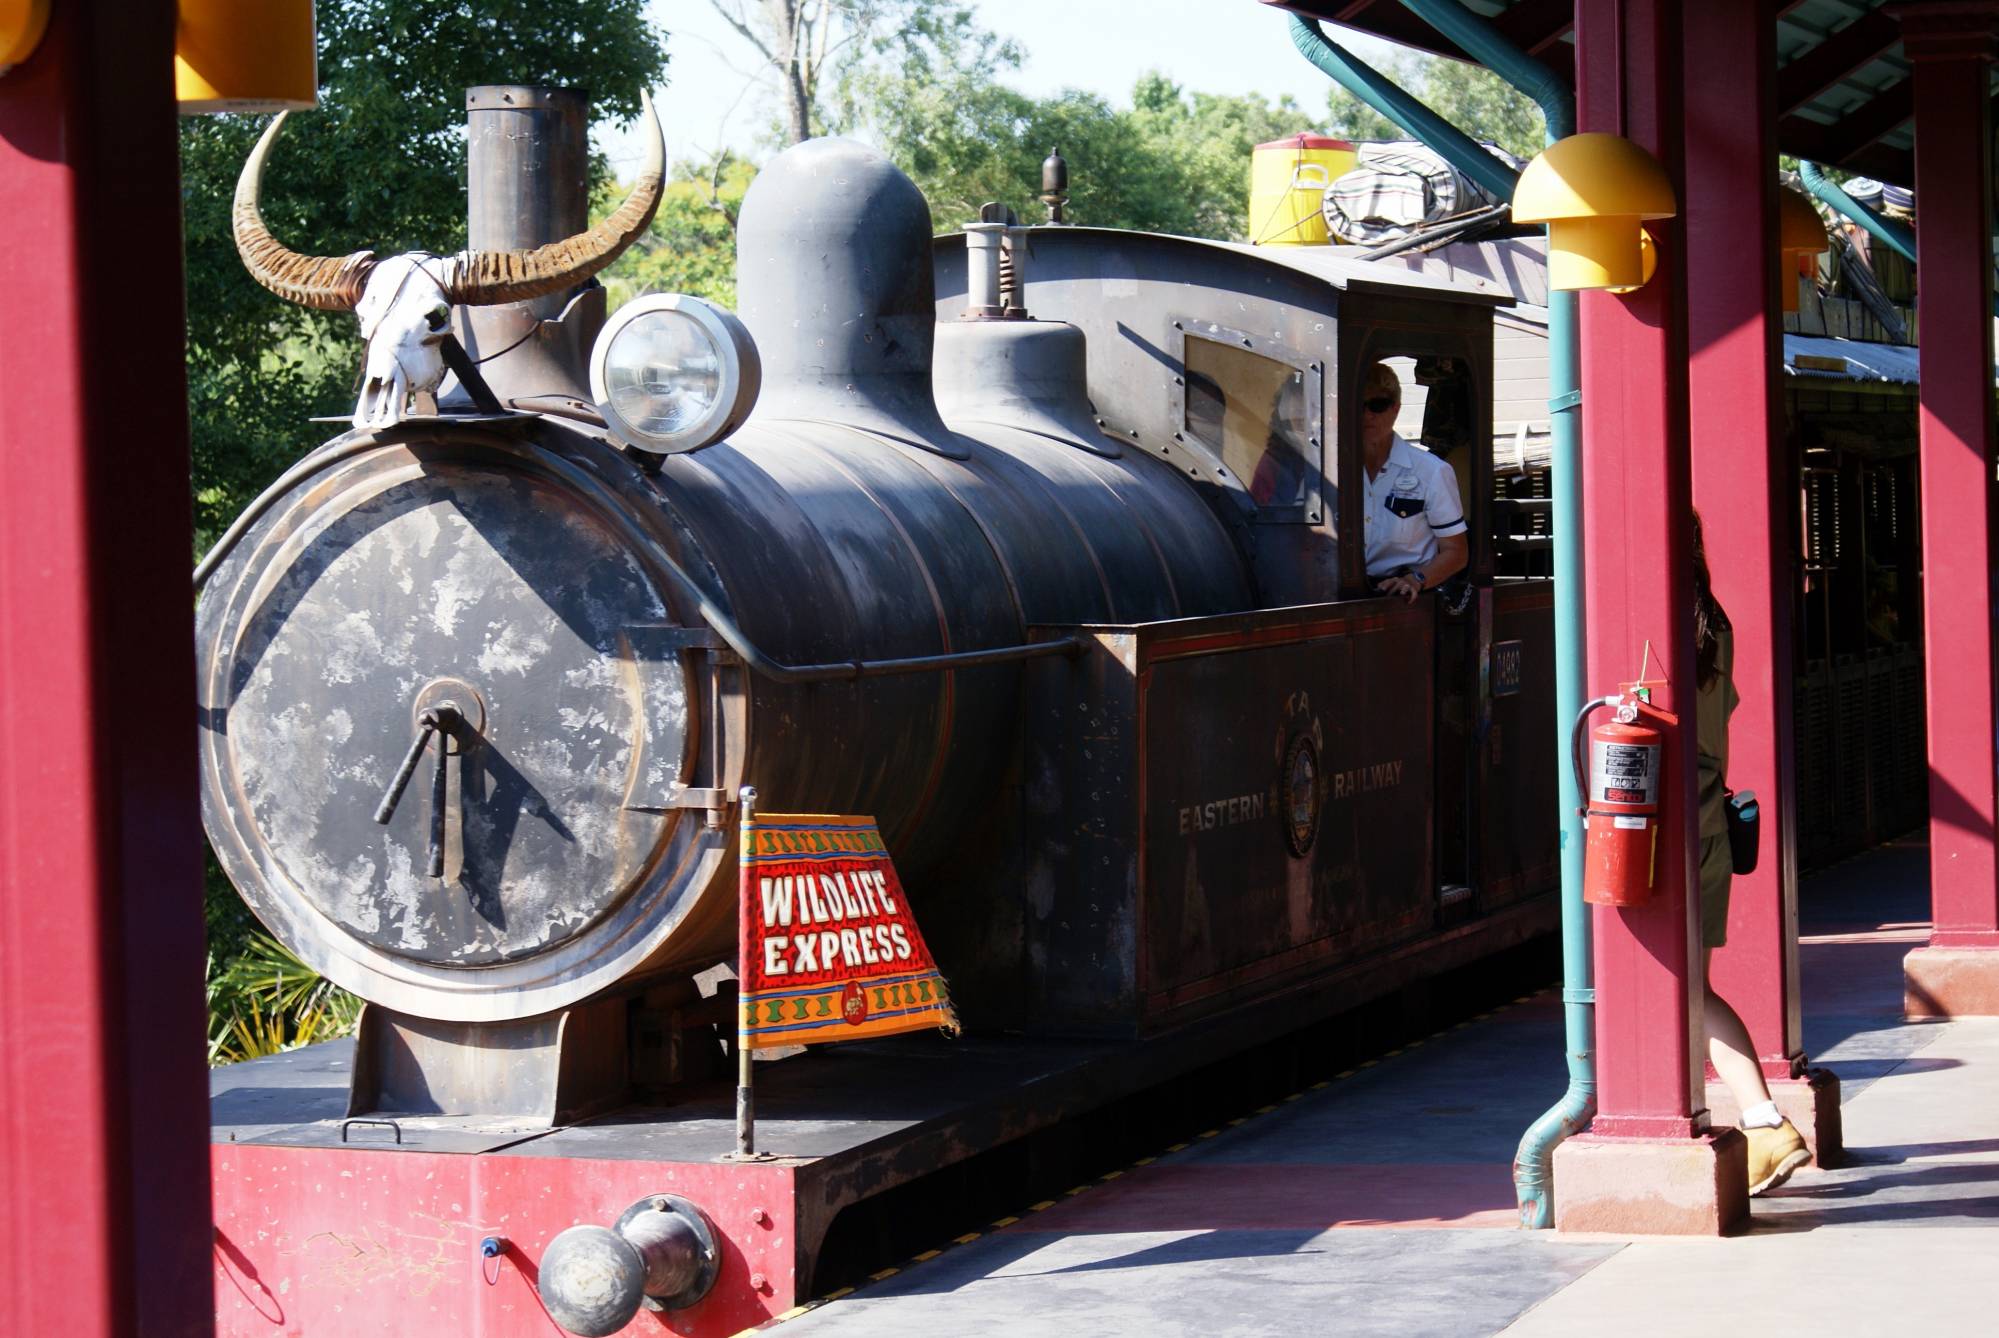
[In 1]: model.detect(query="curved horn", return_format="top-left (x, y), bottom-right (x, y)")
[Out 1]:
top-left (442, 89), bottom-right (666, 306)
top-left (233, 113), bottom-right (377, 311)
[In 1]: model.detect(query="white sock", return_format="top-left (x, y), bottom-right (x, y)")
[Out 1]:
top-left (1741, 1100), bottom-right (1784, 1129)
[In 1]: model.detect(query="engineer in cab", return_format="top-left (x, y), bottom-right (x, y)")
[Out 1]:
top-left (1360, 361), bottom-right (1468, 602)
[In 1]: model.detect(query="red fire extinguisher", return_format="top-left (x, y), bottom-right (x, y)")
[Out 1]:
top-left (1574, 691), bottom-right (1672, 907)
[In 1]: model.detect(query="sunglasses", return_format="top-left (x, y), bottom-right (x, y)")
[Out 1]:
top-left (1363, 395), bottom-right (1397, 414)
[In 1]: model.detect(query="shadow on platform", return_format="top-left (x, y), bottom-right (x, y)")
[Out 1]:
top-left (783, 834), bottom-right (1999, 1336)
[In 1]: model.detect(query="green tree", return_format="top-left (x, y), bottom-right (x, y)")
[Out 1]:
top-left (1128, 74), bottom-right (1318, 239)
top-left (845, 61), bottom-right (1313, 238)
top-left (184, 0), bottom-right (667, 1009)
top-left (593, 4), bottom-right (1010, 307)
top-left (1320, 52), bottom-right (1543, 160)
top-left (1324, 76), bottom-right (1402, 143)
top-left (1419, 57), bottom-right (1543, 159)
top-left (606, 154), bottom-right (757, 309)
top-left (848, 73), bottom-right (1185, 231)
top-left (183, 1), bottom-right (666, 552)
top-left (712, 0), bottom-right (1014, 144)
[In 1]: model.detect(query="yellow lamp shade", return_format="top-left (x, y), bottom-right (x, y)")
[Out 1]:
top-left (1, 0), bottom-right (52, 75)
top-left (176, 0), bottom-right (318, 115)
top-left (1779, 186), bottom-right (1827, 253)
top-left (1542, 215), bottom-right (1660, 290)
top-left (1777, 185), bottom-right (1827, 313)
top-left (1514, 133), bottom-right (1676, 292)
top-left (1604, 227), bottom-right (1658, 295)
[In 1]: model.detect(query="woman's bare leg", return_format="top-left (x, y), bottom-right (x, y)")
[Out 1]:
top-left (1703, 948), bottom-right (1774, 1108)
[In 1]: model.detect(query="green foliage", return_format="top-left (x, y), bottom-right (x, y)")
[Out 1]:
top-left (1127, 75), bottom-right (1320, 239)
top-left (1419, 58), bottom-right (1544, 160)
top-left (207, 934), bottom-right (363, 1065)
top-left (850, 77), bottom-right (1173, 231)
top-left (182, 0), bottom-right (668, 551)
top-left (821, 0), bottom-right (1021, 143)
top-left (604, 156), bottom-right (757, 310)
top-left (204, 848), bottom-right (259, 969)
top-left (1323, 61), bottom-right (1405, 144)
top-left (1323, 52), bottom-right (1545, 161)
top-left (843, 62), bottom-right (1313, 237)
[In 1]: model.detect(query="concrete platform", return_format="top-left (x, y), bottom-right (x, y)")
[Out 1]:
top-left (767, 836), bottom-right (1999, 1337)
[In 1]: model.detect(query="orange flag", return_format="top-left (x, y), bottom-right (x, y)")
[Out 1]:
top-left (738, 813), bottom-right (957, 1050)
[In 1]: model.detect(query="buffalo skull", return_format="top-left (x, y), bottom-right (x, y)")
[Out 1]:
top-left (232, 93), bottom-right (664, 427)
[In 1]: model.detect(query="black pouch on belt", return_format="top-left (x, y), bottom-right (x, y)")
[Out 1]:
top-left (1726, 789), bottom-right (1760, 876)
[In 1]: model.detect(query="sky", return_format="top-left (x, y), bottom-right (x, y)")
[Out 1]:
top-left (598, 1), bottom-right (1410, 176)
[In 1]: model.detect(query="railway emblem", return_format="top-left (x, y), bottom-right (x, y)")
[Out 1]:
top-left (842, 980), bottom-right (869, 1026)
top-left (1282, 733), bottom-right (1321, 857)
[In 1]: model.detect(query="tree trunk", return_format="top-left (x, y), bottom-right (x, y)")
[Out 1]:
top-left (783, 69), bottom-right (812, 144)
top-left (776, 0), bottom-right (812, 144)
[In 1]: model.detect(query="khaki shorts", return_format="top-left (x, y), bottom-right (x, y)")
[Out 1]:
top-left (1699, 832), bottom-right (1732, 949)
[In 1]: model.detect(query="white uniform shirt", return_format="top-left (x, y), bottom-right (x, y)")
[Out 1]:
top-left (1363, 433), bottom-right (1467, 577)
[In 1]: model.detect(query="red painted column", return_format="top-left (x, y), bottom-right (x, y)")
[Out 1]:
top-left (1683, 0), bottom-right (1839, 1159)
top-left (1575, 0), bottom-right (1701, 1135)
top-left (0, 5), bottom-right (215, 1335)
top-left (1899, 2), bottom-right (1999, 1018)
top-left (1553, 0), bottom-right (1748, 1233)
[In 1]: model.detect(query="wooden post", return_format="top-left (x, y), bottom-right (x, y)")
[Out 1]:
top-left (1552, 0), bottom-right (1749, 1234)
top-left (1684, 0), bottom-right (1842, 1162)
top-left (1899, 1), bottom-right (1999, 1018)
top-left (0, 3), bottom-right (215, 1330)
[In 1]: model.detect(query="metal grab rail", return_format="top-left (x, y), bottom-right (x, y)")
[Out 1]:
top-left (192, 424), bottom-right (1088, 684)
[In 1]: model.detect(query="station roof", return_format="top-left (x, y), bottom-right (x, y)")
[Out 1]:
top-left (1265, 1), bottom-right (1974, 187)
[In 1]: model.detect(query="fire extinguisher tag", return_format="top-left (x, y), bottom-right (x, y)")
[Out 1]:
top-left (1612, 815), bottom-right (1648, 830)
top-left (1590, 740), bottom-right (1660, 806)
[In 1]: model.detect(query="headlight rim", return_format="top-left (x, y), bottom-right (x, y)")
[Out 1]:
top-left (588, 292), bottom-right (760, 455)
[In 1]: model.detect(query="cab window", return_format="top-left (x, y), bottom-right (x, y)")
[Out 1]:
top-left (1183, 334), bottom-right (1319, 519)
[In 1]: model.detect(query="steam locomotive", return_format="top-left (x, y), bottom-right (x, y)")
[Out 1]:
top-left (202, 88), bottom-right (1556, 1337)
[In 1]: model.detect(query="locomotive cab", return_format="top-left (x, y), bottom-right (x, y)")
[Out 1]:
top-left (931, 227), bottom-right (1559, 1030)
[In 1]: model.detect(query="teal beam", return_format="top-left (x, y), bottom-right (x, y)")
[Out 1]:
top-left (1286, 15), bottom-right (1521, 203)
top-left (1799, 161), bottom-right (1916, 264)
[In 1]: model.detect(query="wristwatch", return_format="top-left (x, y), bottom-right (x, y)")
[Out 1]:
top-left (1410, 569), bottom-right (1427, 590)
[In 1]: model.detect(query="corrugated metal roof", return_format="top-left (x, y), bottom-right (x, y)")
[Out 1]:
top-left (1782, 331), bottom-right (1921, 382)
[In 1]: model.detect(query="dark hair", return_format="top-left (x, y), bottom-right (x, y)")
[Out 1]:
top-left (1691, 510), bottom-right (1731, 690)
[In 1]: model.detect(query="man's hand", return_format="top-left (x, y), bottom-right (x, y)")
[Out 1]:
top-left (1377, 573), bottom-right (1424, 603)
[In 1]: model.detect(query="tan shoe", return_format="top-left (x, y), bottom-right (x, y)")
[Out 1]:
top-left (1744, 1120), bottom-right (1809, 1196)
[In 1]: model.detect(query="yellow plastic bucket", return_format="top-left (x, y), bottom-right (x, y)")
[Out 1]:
top-left (1249, 134), bottom-right (1356, 247)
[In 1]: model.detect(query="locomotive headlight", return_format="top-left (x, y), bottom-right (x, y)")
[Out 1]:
top-left (590, 293), bottom-right (760, 454)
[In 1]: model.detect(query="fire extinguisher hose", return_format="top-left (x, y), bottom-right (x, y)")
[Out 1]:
top-left (1570, 695), bottom-right (1622, 814)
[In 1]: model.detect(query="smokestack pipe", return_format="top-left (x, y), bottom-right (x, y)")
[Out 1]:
top-left (457, 85), bottom-right (604, 402)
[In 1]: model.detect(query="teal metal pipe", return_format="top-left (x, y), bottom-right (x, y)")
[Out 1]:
top-left (1387, 0), bottom-right (1591, 1229)
top-left (1506, 281), bottom-right (1592, 1233)
top-left (1287, 16), bottom-right (1520, 202)
top-left (1799, 160), bottom-right (1916, 264)
top-left (1396, 0), bottom-right (1573, 139)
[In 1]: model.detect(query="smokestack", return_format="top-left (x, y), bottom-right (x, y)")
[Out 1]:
top-left (457, 85), bottom-right (602, 402)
